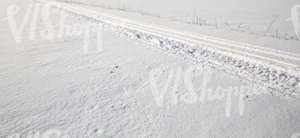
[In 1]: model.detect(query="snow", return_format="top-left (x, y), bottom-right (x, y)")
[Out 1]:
top-left (1, 0), bottom-right (300, 138)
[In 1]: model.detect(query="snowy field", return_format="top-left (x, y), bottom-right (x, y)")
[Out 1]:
top-left (1, 0), bottom-right (300, 138)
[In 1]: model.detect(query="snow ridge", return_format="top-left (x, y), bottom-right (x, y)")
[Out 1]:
top-left (38, 0), bottom-right (300, 99)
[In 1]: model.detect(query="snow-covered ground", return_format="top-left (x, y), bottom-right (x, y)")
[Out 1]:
top-left (1, 0), bottom-right (300, 138)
